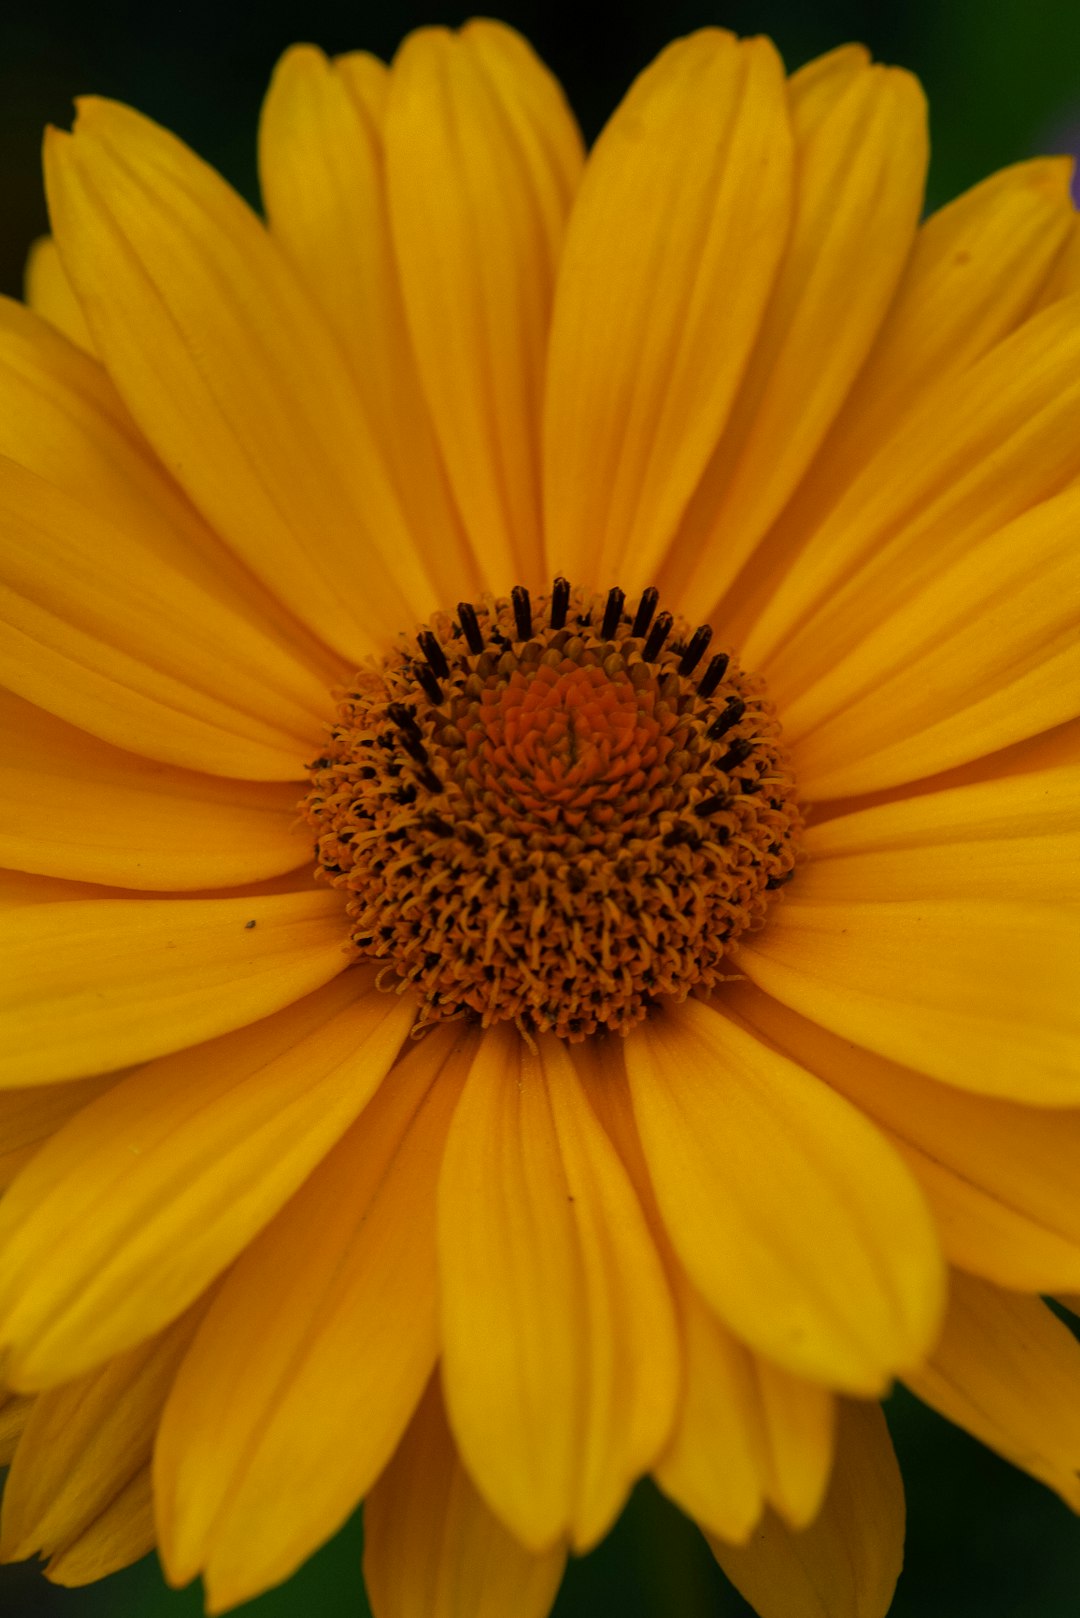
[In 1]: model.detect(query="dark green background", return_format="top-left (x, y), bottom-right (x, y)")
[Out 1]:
top-left (1, 0), bottom-right (1079, 1612)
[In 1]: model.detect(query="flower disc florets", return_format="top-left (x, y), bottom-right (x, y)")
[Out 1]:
top-left (300, 581), bottom-right (803, 1041)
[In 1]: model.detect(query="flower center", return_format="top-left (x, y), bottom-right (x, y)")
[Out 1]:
top-left (300, 581), bottom-right (803, 1041)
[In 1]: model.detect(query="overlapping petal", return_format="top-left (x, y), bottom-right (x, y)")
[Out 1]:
top-left (0, 970), bottom-right (413, 1387)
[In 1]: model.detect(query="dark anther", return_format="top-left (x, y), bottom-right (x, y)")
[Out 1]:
top-left (697, 652), bottom-right (730, 700)
top-left (550, 576), bottom-right (571, 629)
top-left (413, 664), bottom-right (443, 705)
top-left (387, 702), bottom-right (420, 735)
top-left (631, 586), bottom-right (659, 638)
top-left (418, 630), bottom-right (450, 680)
top-left (693, 792), bottom-right (733, 819)
top-left (459, 824), bottom-right (486, 851)
top-left (457, 601), bottom-right (485, 654)
top-left (677, 624), bottom-right (712, 676)
top-left (423, 813), bottom-right (454, 836)
top-left (766, 870), bottom-right (795, 890)
top-left (716, 737), bottom-right (754, 773)
top-left (662, 822), bottom-right (703, 849)
top-left (418, 766), bottom-right (444, 794)
top-left (308, 755), bottom-right (330, 770)
top-left (600, 586), bottom-right (625, 640)
top-left (512, 585), bottom-right (533, 640)
top-left (642, 611), bottom-right (673, 661)
top-left (706, 697), bottom-right (746, 741)
top-left (398, 731), bottom-right (429, 765)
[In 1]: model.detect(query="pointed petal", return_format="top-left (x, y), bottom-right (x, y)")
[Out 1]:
top-left (23, 236), bottom-right (93, 351)
top-left (624, 998), bottom-right (945, 1393)
top-left (45, 99), bottom-right (441, 661)
top-left (0, 1301), bottom-right (206, 1565)
top-left (542, 30), bottom-right (792, 590)
top-left (0, 887), bottom-right (349, 1087)
top-left (0, 969), bottom-right (413, 1387)
top-left (785, 482), bottom-right (1080, 797)
top-left (668, 55), bottom-right (926, 612)
top-left (739, 895), bottom-right (1080, 1103)
top-left (364, 1378), bottom-right (567, 1618)
top-left (258, 46), bottom-right (475, 606)
top-left (387, 22), bottom-right (582, 587)
top-left (0, 688), bottom-right (306, 890)
top-left (44, 1470), bottom-right (154, 1587)
top-left (439, 1027), bottom-right (677, 1551)
top-left (156, 1027), bottom-right (474, 1609)
top-left (729, 981), bottom-right (1080, 1293)
top-left (709, 1399), bottom-right (904, 1618)
top-left (746, 292), bottom-right (1080, 682)
top-left (905, 1273), bottom-right (1080, 1508)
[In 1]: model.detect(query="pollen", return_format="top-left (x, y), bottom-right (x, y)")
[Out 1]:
top-left (299, 581), bottom-right (803, 1041)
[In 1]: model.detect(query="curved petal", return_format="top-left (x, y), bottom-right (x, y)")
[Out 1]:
top-left (0, 1300), bottom-right (207, 1568)
top-left (709, 1399), bottom-right (904, 1618)
top-left (364, 1377), bottom-right (567, 1618)
top-left (905, 1273), bottom-right (1080, 1509)
top-left (0, 456), bottom-right (330, 780)
top-left (387, 22), bottom-right (583, 588)
top-left (0, 689), bottom-right (307, 889)
top-left (800, 764), bottom-right (1080, 900)
top-left (729, 981), bottom-right (1080, 1293)
top-left (785, 483), bottom-right (1080, 797)
top-left (45, 99), bottom-right (441, 662)
top-left (0, 1070), bottom-right (121, 1191)
top-left (666, 54), bottom-right (927, 614)
top-left (0, 294), bottom-right (344, 694)
top-left (739, 895), bottom-right (1080, 1103)
top-left (0, 1394), bottom-right (33, 1467)
top-left (542, 29), bottom-right (792, 590)
top-left (0, 887), bottom-right (349, 1087)
top-left (438, 1026), bottom-right (677, 1552)
top-left (624, 997), bottom-right (945, 1393)
top-left (155, 1026), bottom-right (474, 1610)
top-left (43, 1471), bottom-right (153, 1588)
top-left (258, 46), bottom-right (475, 607)
top-left (334, 50), bottom-right (389, 125)
top-left (0, 969), bottom-right (414, 1388)
top-left (745, 292), bottom-right (1080, 681)
top-left (23, 236), bottom-right (93, 352)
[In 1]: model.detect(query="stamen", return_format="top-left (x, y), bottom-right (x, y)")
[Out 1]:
top-left (631, 587), bottom-right (659, 637)
top-left (301, 580), bottom-right (802, 1043)
top-left (677, 625), bottom-right (712, 676)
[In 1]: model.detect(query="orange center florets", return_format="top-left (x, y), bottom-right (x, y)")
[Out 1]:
top-left (300, 581), bottom-right (803, 1042)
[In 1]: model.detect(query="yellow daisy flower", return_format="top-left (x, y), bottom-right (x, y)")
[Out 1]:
top-left (1, 18), bottom-right (1080, 1618)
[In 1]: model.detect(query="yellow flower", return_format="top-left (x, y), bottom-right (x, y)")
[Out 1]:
top-left (1, 18), bottom-right (1079, 1618)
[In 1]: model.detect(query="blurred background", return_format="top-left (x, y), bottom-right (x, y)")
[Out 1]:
top-left (1, 0), bottom-right (1079, 1612)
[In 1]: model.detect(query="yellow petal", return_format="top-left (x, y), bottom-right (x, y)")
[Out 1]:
top-left (0, 1392), bottom-right (33, 1466)
top-left (44, 1470), bottom-right (154, 1587)
top-left (784, 482), bottom-right (1080, 798)
top-left (730, 981), bottom-right (1080, 1292)
top-left (0, 293), bottom-right (344, 697)
top-left (334, 49), bottom-right (389, 125)
top-left (0, 688), bottom-right (306, 890)
top-left (0, 1301), bottom-right (207, 1565)
top-left (258, 46), bottom-right (475, 607)
top-left (23, 237), bottom-right (94, 352)
top-left (746, 291), bottom-right (1080, 681)
top-left (624, 997), bottom-right (945, 1393)
top-left (439, 1027), bottom-right (677, 1551)
top-left (387, 22), bottom-right (582, 588)
top-left (155, 1026), bottom-right (474, 1608)
top-left (801, 764), bottom-right (1080, 899)
top-left (45, 99), bottom-right (440, 662)
top-left (1033, 211), bottom-right (1080, 307)
top-left (0, 887), bottom-right (348, 1087)
top-left (905, 1273), bottom-right (1080, 1508)
top-left (0, 1069), bottom-right (120, 1191)
top-left (740, 895), bottom-right (1080, 1103)
top-left (709, 1399), bottom-right (904, 1618)
top-left (0, 457), bottom-right (328, 781)
top-left (582, 1036), bottom-right (835, 1539)
top-left (666, 55), bottom-right (927, 614)
top-left (0, 968), bottom-right (413, 1388)
top-left (542, 30), bottom-right (792, 590)
top-left (364, 1377), bottom-right (567, 1618)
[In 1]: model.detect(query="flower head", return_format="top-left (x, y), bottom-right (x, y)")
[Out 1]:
top-left (1, 19), bottom-right (1079, 1618)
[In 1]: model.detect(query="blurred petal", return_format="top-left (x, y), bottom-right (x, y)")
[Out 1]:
top-left (23, 236), bottom-right (93, 351)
